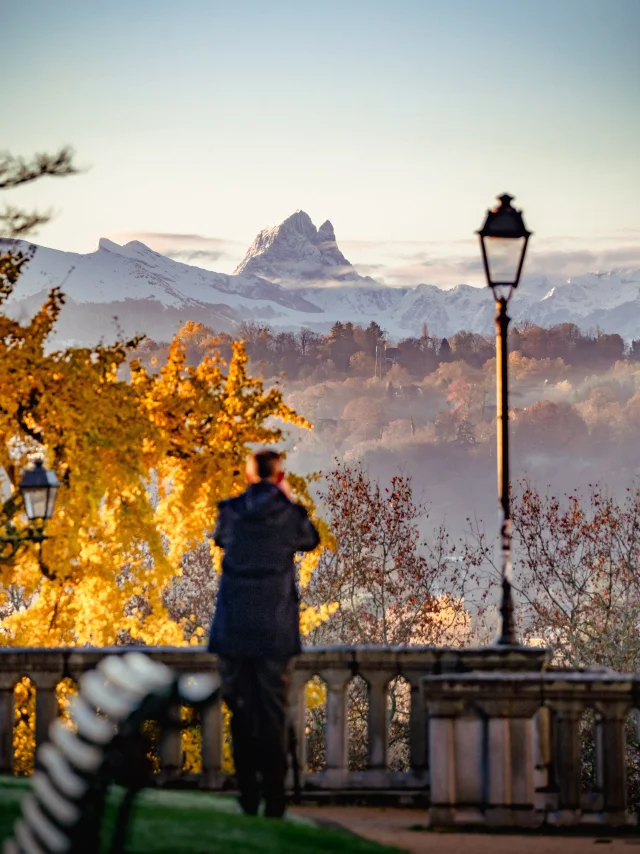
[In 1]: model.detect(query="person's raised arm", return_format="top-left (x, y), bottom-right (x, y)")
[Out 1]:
top-left (209, 503), bottom-right (227, 549)
top-left (293, 505), bottom-right (320, 553)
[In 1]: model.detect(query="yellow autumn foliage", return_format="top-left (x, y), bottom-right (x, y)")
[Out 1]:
top-left (13, 677), bottom-right (35, 776)
top-left (1, 249), bottom-right (335, 774)
top-left (0, 249), bottom-right (332, 648)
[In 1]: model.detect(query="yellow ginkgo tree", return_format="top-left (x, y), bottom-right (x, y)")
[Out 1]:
top-left (0, 249), bottom-right (333, 648)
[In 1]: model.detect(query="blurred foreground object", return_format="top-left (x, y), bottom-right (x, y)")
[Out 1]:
top-left (4, 652), bottom-right (220, 854)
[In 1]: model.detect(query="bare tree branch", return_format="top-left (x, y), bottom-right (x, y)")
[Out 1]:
top-left (0, 147), bottom-right (78, 190)
top-left (0, 206), bottom-right (52, 238)
top-left (0, 147), bottom-right (81, 238)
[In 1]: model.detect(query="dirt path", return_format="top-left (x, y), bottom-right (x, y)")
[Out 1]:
top-left (292, 805), bottom-right (640, 854)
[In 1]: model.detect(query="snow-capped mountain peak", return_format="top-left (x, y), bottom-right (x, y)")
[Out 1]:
top-left (97, 236), bottom-right (159, 261)
top-left (316, 219), bottom-right (352, 270)
top-left (234, 210), bottom-right (371, 286)
top-left (98, 237), bottom-right (122, 252)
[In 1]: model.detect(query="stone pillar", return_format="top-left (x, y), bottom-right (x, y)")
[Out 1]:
top-left (287, 671), bottom-right (309, 790)
top-left (424, 683), bottom-right (485, 826)
top-left (600, 707), bottom-right (628, 824)
top-left (158, 707), bottom-right (183, 781)
top-left (201, 700), bottom-right (224, 788)
top-left (453, 709), bottom-right (485, 816)
top-left (426, 698), bottom-right (486, 825)
top-left (323, 669), bottom-right (350, 787)
top-left (532, 706), bottom-right (557, 812)
top-left (428, 714), bottom-right (456, 824)
top-left (34, 674), bottom-right (59, 753)
top-left (481, 685), bottom-right (540, 828)
top-left (485, 715), bottom-right (535, 826)
top-left (408, 676), bottom-right (428, 776)
top-left (551, 702), bottom-right (582, 824)
top-left (363, 672), bottom-right (388, 771)
top-left (424, 673), bottom-right (542, 828)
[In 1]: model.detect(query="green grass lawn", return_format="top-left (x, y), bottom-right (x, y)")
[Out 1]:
top-left (0, 777), bottom-right (400, 854)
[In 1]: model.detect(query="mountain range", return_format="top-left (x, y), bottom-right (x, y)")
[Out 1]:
top-left (1, 210), bottom-right (640, 348)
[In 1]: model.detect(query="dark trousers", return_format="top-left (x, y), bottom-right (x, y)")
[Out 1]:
top-left (219, 656), bottom-right (293, 818)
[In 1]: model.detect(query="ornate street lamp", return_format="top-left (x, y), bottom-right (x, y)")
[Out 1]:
top-left (477, 194), bottom-right (531, 645)
top-left (0, 458), bottom-right (60, 578)
top-left (19, 458), bottom-right (60, 523)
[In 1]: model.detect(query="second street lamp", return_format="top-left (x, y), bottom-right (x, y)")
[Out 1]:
top-left (19, 458), bottom-right (61, 524)
top-left (477, 194), bottom-right (532, 646)
top-left (0, 458), bottom-right (61, 578)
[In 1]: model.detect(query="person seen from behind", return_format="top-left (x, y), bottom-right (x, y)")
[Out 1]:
top-left (207, 450), bottom-right (320, 818)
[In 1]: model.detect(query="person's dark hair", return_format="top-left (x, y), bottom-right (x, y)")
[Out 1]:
top-left (253, 450), bottom-right (282, 480)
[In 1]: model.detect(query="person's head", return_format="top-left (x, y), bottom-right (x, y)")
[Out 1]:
top-left (246, 450), bottom-right (284, 485)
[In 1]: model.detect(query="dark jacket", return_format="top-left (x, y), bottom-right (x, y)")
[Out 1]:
top-left (207, 481), bottom-right (320, 658)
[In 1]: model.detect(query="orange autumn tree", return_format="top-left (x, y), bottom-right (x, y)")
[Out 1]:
top-left (0, 250), bottom-right (333, 648)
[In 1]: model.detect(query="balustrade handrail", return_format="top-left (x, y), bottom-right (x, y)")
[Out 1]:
top-left (0, 642), bottom-right (551, 672)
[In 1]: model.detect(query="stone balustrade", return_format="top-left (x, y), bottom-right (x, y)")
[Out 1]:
top-left (3, 645), bottom-right (640, 836)
top-left (2, 646), bottom-right (638, 829)
top-left (13, 643), bottom-right (640, 831)
top-left (0, 644), bottom-right (548, 801)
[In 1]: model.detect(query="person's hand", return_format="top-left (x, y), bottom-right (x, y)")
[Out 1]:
top-left (278, 478), bottom-right (293, 500)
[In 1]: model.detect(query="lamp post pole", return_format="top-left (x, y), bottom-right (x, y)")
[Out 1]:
top-left (495, 295), bottom-right (515, 645)
top-left (477, 193), bottom-right (531, 647)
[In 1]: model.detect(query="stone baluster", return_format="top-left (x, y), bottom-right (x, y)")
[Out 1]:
top-left (408, 676), bottom-right (428, 778)
top-left (201, 699), bottom-right (224, 787)
top-left (34, 674), bottom-right (60, 753)
top-left (322, 668), bottom-right (350, 786)
top-left (158, 706), bottom-right (183, 781)
top-left (0, 674), bottom-right (17, 774)
top-left (360, 671), bottom-right (388, 773)
top-left (287, 669), bottom-right (310, 789)
top-left (587, 710), bottom-right (605, 814)
top-left (599, 706), bottom-right (629, 824)
top-left (532, 706), bottom-right (557, 811)
top-left (550, 701), bottom-right (582, 823)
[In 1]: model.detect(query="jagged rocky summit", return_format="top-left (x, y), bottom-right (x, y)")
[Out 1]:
top-left (234, 209), bottom-right (376, 287)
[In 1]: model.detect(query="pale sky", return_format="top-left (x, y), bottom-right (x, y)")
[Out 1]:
top-left (3, 0), bottom-right (640, 286)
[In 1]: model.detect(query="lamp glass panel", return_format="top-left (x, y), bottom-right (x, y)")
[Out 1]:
top-left (484, 235), bottom-right (526, 286)
top-left (45, 485), bottom-right (59, 520)
top-left (23, 488), bottom-right (48, 521)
